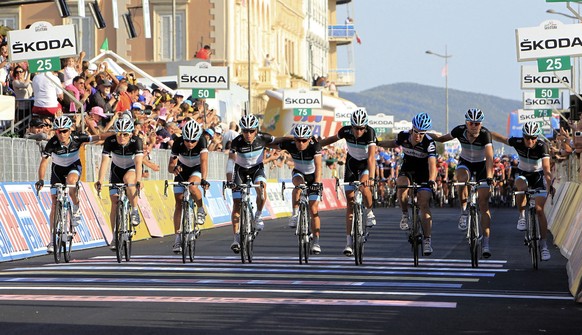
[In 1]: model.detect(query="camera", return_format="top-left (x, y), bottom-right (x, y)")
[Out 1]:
top-left (575, 131), bottom-right (582, 137)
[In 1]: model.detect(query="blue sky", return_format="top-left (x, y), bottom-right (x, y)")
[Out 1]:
top-left (338, 0), bottom-right (581, 100)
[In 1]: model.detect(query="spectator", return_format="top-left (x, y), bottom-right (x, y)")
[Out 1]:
top-left (85, 106), bottom-right (114, 136)
top-left (0, 42), bottom-right (9, 83)
top-left (264, 54), bottom-right (275, 67)
top-left (24, 117), bottom-right (49, 141)
top-left (62, 76), bottom-right (90, 112)
top-left (195, 45), bottom-right (212, 60)
top-left (31, 71), bottom-right (63, 116)
top-left (87, 78), bottom-right (116, 114)
top-left (61, 51), bottom-right (85, 86)
top-left (222, 121), bottom-right (240, 150)
top-left (11, 66), bottom-right (32, 99)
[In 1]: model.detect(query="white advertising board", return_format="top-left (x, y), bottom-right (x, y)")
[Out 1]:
top-left (516, 20), bottom-right (582, 61)
top-left (7, 22), bottom-right (78, 62)
top-left (369, 113), bottom-right (394, 128)
top-left (282, 89), bottom-right (323, 109)
top-left (523, 91), bottom-right (563, 110)
top-left (178, 63), bottom-right (229, 89)
top-left (393, 120), bottom-right (412, 133)
top-left (520, 65), bottom-right (572, 89)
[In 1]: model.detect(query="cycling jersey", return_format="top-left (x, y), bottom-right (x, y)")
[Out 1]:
top-left (450, 125), bottom-right (493, 163)
top-left (278, 138), bottom-right (322, 175)
top-left (230, 132), bottom-right (275, 169)
top-left (42, 132), bottom-right (93, 167)
top-left (337, 125), bottom-right (377, 161)
top-left (507, 137), bottom-right (549, 173)
top-left (171, 136), bottom-right (208, 168)
top-left (395, 130), bottom-right (436, 185)
top-left (102, 135), bottom-right (144, 169)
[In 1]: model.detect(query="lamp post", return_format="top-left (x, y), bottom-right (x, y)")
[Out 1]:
top-left (426, 47), bottom-right (452, 133)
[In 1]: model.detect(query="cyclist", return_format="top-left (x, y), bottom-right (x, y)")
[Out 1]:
top-left (432, 108), bottom-right (494, 258)
top-left (95, 118), bottom-right (144, 249)
top-left (227, 114), bottom-right (283, 253)
top-left (276, 124), bottom-right (323, 254)
top-left (492, 157), bottom-right (506, 203)
top-left (168, 121), bottom-right (209, 253)
top-left (436, 156), bottom-right (449, 205)
top-left (379, 113), bottom-right (437, 255)
top-left (490, 121), bottom-right (552, 261)
top-left (36, 116), bottom-right (107, 253)
top-left (320, 108), bottom-right (377, 257)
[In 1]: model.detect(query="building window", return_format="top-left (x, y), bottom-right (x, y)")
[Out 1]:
top-left (69, 17), bottom-right (95, 58)
top-left (159, 13), bottom-right (184, 61)
top-left (0, 17), bottom-right (16, 29)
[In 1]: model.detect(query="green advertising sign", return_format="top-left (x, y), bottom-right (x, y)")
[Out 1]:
top-left (534, 109), bottom-right (552, 118)
top-left (192, 88), bottom-right (216, 99)
top-left (28, 57), bottom-right (61, 73)
top-left (534, 88), bottom-right (559, 99)
top-left (537, 56), bottom-right (571, 72)
top-left (293, 108), bottom-right (312, 116)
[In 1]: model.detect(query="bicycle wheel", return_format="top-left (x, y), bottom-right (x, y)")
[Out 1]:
top-left (529, 209), bottom-right (539, 270)
top-left (53, 204), bottom-right (64, 264)
top-left (298, 202), bottom-right (309, 264)
top-left (115, 205), bottom-right (124, 263)
top-left (181, 202), bottom-right (192, 264)
top-left (411, 207), bottom-right (421, 267)
top-left (63, 205), bottom-right (73, 263)
top-left (469, 207), bottom-right (480, 268)
top-left (239, 202), bottom-right (250, 264)
top-left (353, 204), bottom-right (365, 265)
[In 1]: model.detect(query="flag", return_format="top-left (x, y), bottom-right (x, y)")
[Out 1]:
top-left (100, 38), bottom-right (109, 51)
top-left (356, 33), bottom-right (362, 44)
top-left (441, 64), bottom-right (448, 77)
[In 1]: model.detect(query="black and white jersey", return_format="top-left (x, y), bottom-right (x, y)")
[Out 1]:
top-left (507, 137), bottom-right (549, 173)
top-left (337, 125), bottom-right (377, 161)
top-left (230, 132), bottom-right (275, 169)
top-left (171, 136), bottom-right (208, 168)
top-left (278, 139), bottom-right (322, 174)
top-left (42, 132), bottom-right (93, 167)
top-left (102, 135), bottom-right (144, 169)
top-left (450, 125), bottom-right (493, 163)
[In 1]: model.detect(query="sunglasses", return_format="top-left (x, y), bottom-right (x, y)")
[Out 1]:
top-left (297, 138), bottom-right (310, 143)
top-left (77, 81), bottom-right (85, 85)
top-left (56, 129), bottom-right (70, 134)
top-left (15, 70), bottom-right (24, 73)
top-left (352, 126), bottom-right (366, 131)
top-left (524, 135), bottom-right (538, 141)
top-left (412, 129), bottom-right (426, 135)
top-left (467, 122), bottom-right (481, 126)
top-left (184, 139), bottom-right (197, 143)
top-left (117, 132), bottom-right (131, 137)
top-left (242, 129), bottom-right (257, 134)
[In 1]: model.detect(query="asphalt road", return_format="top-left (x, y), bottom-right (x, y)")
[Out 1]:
top-left (0, 205), bottom-right (580, 335)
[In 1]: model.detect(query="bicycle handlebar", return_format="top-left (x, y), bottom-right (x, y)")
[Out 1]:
top-left (281, 182), bottom-right (309, 201)
top-left (514, 189), bottom-right (546, 196)
top-left (164, 180), bottom-right (207, 197)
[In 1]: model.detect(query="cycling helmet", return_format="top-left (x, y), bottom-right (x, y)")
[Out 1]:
top-left (465, 108), bottom-right (485, 122)
top-left (114, 118), bottom-right (134, 133)
top-left (511, 154), bottom-right (519, 161)
top-left (350, 108), bottom-right (369, 127)
top-left (292, 124), bottom-right (313, 138)
top-left (53, 116), bottom-right (73, 130)
top-left (494, 157), bottom-right (501, 163)
top-left (239, 114), bottom-right (259, 130)
top-left (411, 112), bottom-right (432, 131)
top-left (522, 121), bottom-right (542, 137)
top-left (182, 121), bottom-right (203, 141)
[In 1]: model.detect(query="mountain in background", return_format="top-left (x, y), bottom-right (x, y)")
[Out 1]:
top-left (339, 82), bottom-right (522, 135)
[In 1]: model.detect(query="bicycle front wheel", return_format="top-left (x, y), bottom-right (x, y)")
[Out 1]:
top-left (240, 202), bottom-right (251, 264)
top-left (181, 203), bottom-right (192, 264)
top-left (469, 207), bottom-right (480, 268)
top-left (529, 209), bottom-right (539, 270)
top-left (63, 206), bottom-right (74, 263)
top-left (298, 202), bottom-right (309, 264)
top-left (53, 204), bottom-right (65, 264)
top-left (411, 208), bottom-right (421, 267)
top-left (353, 204), bottom-right (365, 265)
top-left (115, 206), bottom-right (124, 263)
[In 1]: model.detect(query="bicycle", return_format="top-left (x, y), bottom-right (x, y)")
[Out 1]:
top-left (281, 182), bottom-right (317, 264)
top-left (164, 180), bottom-right (205, 263)
top-left (397, 183), bottom-right (425, 267)
top-left (99, 183), bottom-right (137, 263)
top-left (223, 178), bottom-right (263, 264)
top-left (447, 180), bottom-right (457, 208)
top-left (337, 181), bottom-right (369, 265)
top-left (514, 189), bottom-right (544, 270)
top-left (453, 176), bottom-right (485, 268)
top-left (38, 183), bottom-right (78, 264)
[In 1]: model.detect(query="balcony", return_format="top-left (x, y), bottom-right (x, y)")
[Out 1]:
top-left (327, 68), bottom-right (355, 87)
top-left (328, 24), bottom-right (355, 45)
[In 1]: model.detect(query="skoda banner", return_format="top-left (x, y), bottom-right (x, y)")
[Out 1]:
top-left (521, 65), bottom-right (572, 89)
top-left (178, 63), bottom-right (229, 89)
top-left (7, 22), bottom-right (78, 62)
top-left (283, 89), bottom-right (323, 109)
top-left (516, 20), bottom-right (582, 61)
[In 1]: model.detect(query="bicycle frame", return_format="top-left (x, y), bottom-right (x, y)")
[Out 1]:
top-left (515, 189), bottom-right (543, 270)
top-left (102, 183), bottom-right (135, 263)
top-left (454, 178), bottom-right (484, 268)
top-left (43, 183), bottom-right (78, 264)
top-left (282, 182), bottom-right (312, 264)
top-left (338, 181), bottom-right (368, 265)
top-left (164, 180), bottom-right (205, 263)
top-left (224, 178), bottom-right (263, 264)
top-left (397, 183), bottom-right (424, 267)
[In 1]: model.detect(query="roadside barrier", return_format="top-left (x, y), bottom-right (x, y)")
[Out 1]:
top-left (0, 178), bottom-right (345, 262)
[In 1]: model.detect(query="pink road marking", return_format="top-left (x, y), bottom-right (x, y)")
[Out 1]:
top-left (0, 294), bottom-right (456, 308)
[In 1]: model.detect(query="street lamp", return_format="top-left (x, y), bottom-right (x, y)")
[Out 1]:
top-left (426, 46), bottom-right (452, 133)
top-left (546, 9), bottom-right (578, 20)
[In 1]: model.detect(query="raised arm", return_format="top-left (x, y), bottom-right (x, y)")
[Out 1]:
top-left (319, 135), bottom-right (339, 147)
top-left (490, 131), bottom-right (509, 145)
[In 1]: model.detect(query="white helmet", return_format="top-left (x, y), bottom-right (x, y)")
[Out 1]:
top-left (53, 116), bottom-right (73, 130)
top-left (522, 121), bottom-right (542, 137)
top-left (182, 121), bottom-right (203, 141)
top-left (114, 118), bottom-right (134, 133)
top-left (292, 124), bottom-right (312, 138)
top-left (350, 108), bottom-right (369, 127)
top-left (239, 114), bottom-right (259, 130)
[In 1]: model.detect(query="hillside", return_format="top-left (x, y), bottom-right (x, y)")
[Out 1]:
top-left (339, 82), bottom-right (522, 135)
